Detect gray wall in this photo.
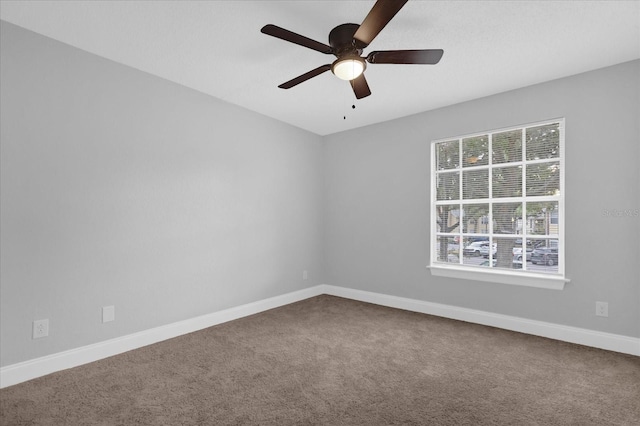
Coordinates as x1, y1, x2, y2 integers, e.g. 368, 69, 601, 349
324, 60, 640, 338
2, 20, 638, 368
0, 22, 324, 366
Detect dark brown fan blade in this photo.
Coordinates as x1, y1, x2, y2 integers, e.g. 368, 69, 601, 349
278, 64, 332, 89
261, 24, 333, 54
367, 49, 444, 64
350, 74, 372, 99
353, 0, 409, 48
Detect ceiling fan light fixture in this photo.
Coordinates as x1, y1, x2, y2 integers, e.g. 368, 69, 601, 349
261, 0, 443, 99
331, 56, 366, 81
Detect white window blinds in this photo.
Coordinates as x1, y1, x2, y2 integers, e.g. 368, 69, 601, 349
431, 119, 565, 278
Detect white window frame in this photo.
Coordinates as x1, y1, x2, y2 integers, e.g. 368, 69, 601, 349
428, 118, 570, 290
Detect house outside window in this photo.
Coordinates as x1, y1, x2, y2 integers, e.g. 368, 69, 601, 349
429, 119, 568, 290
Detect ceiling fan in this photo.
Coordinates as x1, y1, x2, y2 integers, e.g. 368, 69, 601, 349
260, 0, 443, 99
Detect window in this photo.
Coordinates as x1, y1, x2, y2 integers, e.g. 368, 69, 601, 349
429, 119, 568, 289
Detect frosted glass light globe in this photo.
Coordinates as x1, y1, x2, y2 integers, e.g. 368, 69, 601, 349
332, 58, 365, 81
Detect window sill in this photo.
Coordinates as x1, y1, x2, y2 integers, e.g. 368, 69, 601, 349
427, 264, 570, 290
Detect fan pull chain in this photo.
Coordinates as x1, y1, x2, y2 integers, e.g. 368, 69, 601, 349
343, 103, 356, 120
343, 82, 357, 120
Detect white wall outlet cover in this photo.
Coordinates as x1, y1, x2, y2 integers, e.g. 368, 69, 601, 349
32, 319, 49, 339
596, 301, 609, 317
102, 306, 115, 323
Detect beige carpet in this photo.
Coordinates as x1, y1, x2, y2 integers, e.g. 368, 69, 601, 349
1, 295, 639, 425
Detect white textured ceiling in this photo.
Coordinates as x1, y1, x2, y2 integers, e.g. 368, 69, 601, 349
1, 0, 639, 135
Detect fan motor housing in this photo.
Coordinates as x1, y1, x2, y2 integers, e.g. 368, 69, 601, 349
329, 23, 363, 57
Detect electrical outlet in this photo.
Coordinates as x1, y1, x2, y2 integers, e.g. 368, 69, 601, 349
303, 270, 308, 280
33, 319, 49, 339
596, 301, 608, 317
102, 305, 115, 323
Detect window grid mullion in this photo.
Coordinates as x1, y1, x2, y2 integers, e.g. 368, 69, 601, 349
521, 127, 528, 271
487, 132, 494, 262
458, 138, 463, 250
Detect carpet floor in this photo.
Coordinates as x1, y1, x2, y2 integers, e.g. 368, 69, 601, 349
1, 295, 639, 425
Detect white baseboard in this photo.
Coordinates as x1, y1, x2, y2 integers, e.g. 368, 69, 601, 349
319, 284, 640, 357
0, 286, 324, 389
3, 284, 638, 389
